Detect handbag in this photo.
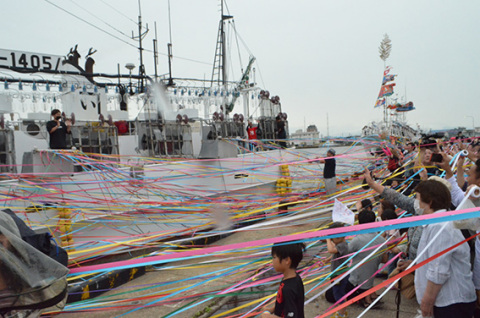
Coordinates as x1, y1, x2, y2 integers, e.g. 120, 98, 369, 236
389, 268, 416, 299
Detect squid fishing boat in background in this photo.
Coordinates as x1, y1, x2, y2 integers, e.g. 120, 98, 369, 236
362, 65, 420, 142
362, 34, 420, 145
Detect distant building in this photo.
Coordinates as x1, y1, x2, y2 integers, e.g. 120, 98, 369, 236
429, 126, 478, 139
291, 126, 320, 148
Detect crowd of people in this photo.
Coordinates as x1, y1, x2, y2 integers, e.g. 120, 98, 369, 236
262, 135, 480, 318
7, 115, 480, 318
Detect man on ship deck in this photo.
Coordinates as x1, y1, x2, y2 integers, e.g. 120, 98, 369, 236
46, 109, 71, 150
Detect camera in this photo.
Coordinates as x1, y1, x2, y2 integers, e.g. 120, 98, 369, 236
431, 153, 443, 163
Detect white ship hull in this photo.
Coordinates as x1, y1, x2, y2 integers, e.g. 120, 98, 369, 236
1, 146, 302, 261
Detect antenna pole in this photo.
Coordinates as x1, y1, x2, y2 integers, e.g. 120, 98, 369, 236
326, 113, 330, 138
117, 63, 121, 85
132, 0, 149, 92
168, 0, 173, 44
384, 61, 387, 125
138, 1, 144, 91
153, 22, 158, 83
167, 0, 174, 86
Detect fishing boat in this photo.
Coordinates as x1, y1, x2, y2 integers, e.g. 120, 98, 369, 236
360, 66, 420, 171
0, 2, 331, 308
362, 65, 420, 142
0, 3, 384, 316
0, 0, 309, 266
362, 35, 420, 146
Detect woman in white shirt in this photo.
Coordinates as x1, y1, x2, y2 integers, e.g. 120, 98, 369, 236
413, 180, 476, 318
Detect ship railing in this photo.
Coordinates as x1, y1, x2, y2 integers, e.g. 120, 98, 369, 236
157, 122, 193, 158
136, 120, 194, 158
0, 128, 16, 174
70, 124, 119, 158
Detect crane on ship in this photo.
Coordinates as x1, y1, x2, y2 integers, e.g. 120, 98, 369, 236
224, 56, 255, 115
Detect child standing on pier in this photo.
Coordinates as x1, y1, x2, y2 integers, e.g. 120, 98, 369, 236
261, 242, 305, 318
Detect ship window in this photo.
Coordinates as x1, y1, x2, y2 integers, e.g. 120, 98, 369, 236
26, 123, 40, 136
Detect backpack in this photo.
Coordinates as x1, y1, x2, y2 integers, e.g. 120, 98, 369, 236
0, 213, 68, 315
1, 209, 68, 266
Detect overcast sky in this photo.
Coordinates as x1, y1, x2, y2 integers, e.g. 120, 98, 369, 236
2, 0, 479, 136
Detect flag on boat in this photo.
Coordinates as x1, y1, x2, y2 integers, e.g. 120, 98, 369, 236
382, 74, 396, 85
374, 98, 386, 108
332, 199, 355, 225
383, 66, 392, 76
378, 83, 396, 98
395, 101, 415, 112
387, 101, 415, 112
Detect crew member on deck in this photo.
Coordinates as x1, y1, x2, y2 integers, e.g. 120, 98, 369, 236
275, 115, 287, 148
247, 121, 258, 151
46, 109, 71, 149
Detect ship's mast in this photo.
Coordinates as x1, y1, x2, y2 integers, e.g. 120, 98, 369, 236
132, 0, 149, 92
383, 62, 387, 125
212, 0, 233, 87
167, 0, 175, 87
153, 22, 158, 83
379, 34, 392, 126
221, 1, 226, 85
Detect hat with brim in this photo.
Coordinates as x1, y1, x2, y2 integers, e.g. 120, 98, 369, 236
428, 176, 452, 191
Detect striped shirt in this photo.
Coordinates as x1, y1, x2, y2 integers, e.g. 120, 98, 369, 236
415, 210, 476, 307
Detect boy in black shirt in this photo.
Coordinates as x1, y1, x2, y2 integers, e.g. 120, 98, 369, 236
261, 242, 305, 318
46, 109, 71, 149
